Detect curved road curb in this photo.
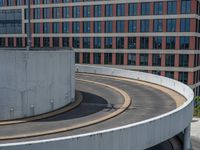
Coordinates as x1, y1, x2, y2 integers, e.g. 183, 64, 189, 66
0, 92, 83, 126
0, 78, 131, 140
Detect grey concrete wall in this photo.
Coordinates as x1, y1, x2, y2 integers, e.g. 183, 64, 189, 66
0, 65, 193, 150
0, 50, 74, 120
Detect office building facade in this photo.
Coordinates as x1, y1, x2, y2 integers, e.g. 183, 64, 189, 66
0, 0, 200, 95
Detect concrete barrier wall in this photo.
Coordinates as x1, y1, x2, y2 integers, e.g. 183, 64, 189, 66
0, 65, 193, 150
0, 50, 75, 120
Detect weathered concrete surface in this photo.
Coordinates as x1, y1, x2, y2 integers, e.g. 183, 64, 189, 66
0, 65, 194, 150
0, 50, 74, 120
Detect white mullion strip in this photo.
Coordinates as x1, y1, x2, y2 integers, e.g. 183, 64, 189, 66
30, 32, 199, 37
74, 49, 200, 54
24, 14, 198, 23
0, 32, 199, 37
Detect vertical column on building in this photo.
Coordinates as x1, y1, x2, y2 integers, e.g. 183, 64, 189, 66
69, 1, 73, 48
149, 2, 153, 68
112, 4, 116, 65
59, 0, 63, 47
79, 4, 83, 64
188, 55, 195, 85
101, 4, 105, 65
49, 0, 53, 47
40, 6, 43, 47
136, 3, 141, 66
90, 5, 94, 64
30, 1, 34, 47
191, 0, 197, 14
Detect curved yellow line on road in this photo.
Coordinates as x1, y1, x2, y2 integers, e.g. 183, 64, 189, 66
0, 92, 82, 126
0, 79, 131, 140
78, 73, 185, 107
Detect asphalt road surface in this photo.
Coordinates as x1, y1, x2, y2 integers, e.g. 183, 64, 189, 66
0, 73, 179, 149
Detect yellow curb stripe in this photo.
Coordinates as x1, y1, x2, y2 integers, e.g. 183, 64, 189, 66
0, 79, 131, 140
77, 73, 185, 107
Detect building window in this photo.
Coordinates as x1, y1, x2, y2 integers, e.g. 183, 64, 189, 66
83, 37, 90, 48
43, 8, 50, 18
128, 37, 136, 49
104, 53, 112, 64
83, 5, 90, 17
104, 37, 112, 49
105, 4, 112, 17
94, 5, 101, 17
128, 20, 137, 32
72, 22, 80, 33
129, 3, 137, 16
179, 72, 188, 84
43, 37, 50, 47
167, 19, 176, 32
83, 52, 90, 64
34, 23, 40, 33
116, 53, 124, 65
165, 71, 174, 79
167, 1, 177, 14
140, 37, 149, 49
140, 54, 148, 66
43, 22, 50, 33
63, 37, 69, 47
52, 22, 59, 33
75, 52, 79, 64
152, 70, 161, 75
73, 6, 80, 18
34, 37, 40, 47
180, 18, 190, 32
93, 37, 101, 49
116, 20, 125, 33
73, 37, 80, 48
166, 37, 175, 49
52, 7, 60, 18
7, 0, 14, 6
179, 54, 189, 67
94, 21, 101, 33
180, 36, 190, 49
0, 38, 5, 47
93, 53, 101, 64
105, 21, 112, 33
153, 37, 162, 49
181, 0, 191, 14
152, 54, 161, 66
62, 22, 69, 33
127, 53, 136, 65
141, 3, 150, 15
83, 21, 90, 33
140, 20, 149, 32
53, 37, 59, 47
34, 8, 40, 19
16, 0, 23, 5
16, 37, 22, 47
165, 54, 174, 66
116, 37, 124, 49
154, 19, 163, 32
8, 38, 14, 47
43, 0, 50, 4
0, 10, 22, 34
63, 7, 70, 18
154, 2, 163, 15
116, 4, 125, 16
